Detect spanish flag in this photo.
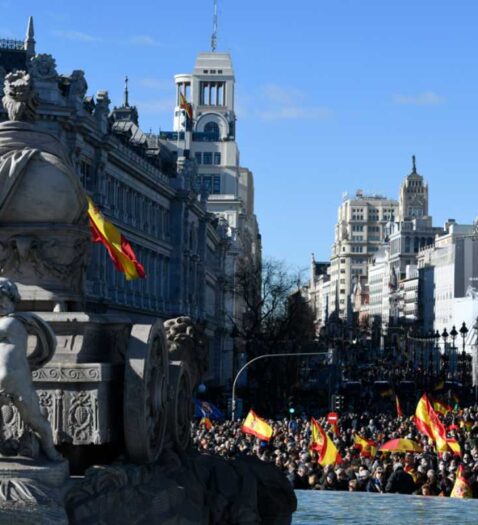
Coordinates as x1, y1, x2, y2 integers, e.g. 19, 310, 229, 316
241, 409, 273, 441
179, 92, 193, 120
431, 398, 452, 417
353, 434, 377, 458
310, 418, 342, 466
415, 394, 448, 453
87, 196, 145, 281
451, 465, 472, 498
200, 417, 213, 431
395, 395, 403, 418
446, 437, 461, 457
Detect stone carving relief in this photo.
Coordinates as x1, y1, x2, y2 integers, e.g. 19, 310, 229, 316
0, 234, 89, 290
68, 392, 96, 443
29, 53, 58, 80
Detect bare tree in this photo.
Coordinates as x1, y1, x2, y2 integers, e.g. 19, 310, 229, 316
227, 255, 316, 414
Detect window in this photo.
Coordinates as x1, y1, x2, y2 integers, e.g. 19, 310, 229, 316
201, 175, 221, 194
79, 160, 94, 190
203, 152, 213, 165
200, 81, 225, 105
352, 225, 364, 232
352, 235, 363, 241
204, 121, 220, 140
195, 152, 202, 164
214, 152, 221, 165
351, 245, 363, 253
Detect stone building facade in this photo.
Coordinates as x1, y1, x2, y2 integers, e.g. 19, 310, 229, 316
328, 191, 398, 319
0, 19, 235, 386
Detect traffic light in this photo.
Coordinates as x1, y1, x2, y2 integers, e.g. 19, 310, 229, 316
332, 394, 345, 412
288, 396, 295, 415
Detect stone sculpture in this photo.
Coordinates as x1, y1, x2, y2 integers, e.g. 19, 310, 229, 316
0, 71, 296, 524
0, 70, 89, 307
0, 278, 61, 461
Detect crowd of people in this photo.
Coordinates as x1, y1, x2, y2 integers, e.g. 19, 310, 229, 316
192, 405, 478, 497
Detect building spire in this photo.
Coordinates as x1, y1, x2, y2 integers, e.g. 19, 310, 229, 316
24, 16, 35, 58
124, 75, 129, 107
211, 0, 218, 52
412, 154, 417, 174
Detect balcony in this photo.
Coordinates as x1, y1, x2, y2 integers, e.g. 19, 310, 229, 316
159, 131, 185, 141
192, 132, 220, 142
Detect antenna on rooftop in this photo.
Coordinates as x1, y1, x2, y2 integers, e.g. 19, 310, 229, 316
124, 75, 129, 107
211, 0, 218, 52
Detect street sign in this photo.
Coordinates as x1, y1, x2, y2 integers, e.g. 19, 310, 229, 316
327, 412, 338, 424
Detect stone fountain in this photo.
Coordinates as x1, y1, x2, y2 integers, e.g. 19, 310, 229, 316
0, 71, 296, 524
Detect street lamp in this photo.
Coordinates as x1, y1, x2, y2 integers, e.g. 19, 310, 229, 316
450, 326, 458, 380
460, 322, 469, 354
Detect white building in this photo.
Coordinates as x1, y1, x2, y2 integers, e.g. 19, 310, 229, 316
389, 157, 443, 280
168, 51, 261, 384
418, 221, 478, 339
329, 190, 398, 319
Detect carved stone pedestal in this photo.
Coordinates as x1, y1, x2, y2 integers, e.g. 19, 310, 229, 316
0, 457, 69, 524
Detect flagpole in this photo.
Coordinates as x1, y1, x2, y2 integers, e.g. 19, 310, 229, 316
231, 351, 329, 420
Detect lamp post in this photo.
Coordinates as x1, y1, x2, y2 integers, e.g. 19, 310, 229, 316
450, 326, 458, 380
230, 351, 329, 420
434, 330, 441, 374
459, 322, 469, 354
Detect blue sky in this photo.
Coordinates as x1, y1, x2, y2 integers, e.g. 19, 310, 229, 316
2, 1, 478, 269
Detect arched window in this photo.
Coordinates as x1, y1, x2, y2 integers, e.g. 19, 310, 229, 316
204, 121, 220, 139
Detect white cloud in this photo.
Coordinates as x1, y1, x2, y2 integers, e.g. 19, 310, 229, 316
136, 98, 175, 115
52, 30, 101, 42
262, 84, 305, 104
393, 91, 444, 106
258, 83, 332, 121
128, 35, 162, 47
138, 77, 171, 89
258, 106, 332, 121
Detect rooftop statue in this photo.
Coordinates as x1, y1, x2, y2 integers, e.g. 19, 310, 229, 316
0, 70, 86, 224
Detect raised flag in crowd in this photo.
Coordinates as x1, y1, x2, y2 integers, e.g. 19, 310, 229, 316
310, 417, 342, 466
241, 409, 273, 441
353, 434, 377, 458
450, 465, 472, 498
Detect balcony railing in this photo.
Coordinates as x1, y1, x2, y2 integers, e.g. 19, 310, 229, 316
192, 132, 220, 142
0, 39, 24, 50
159, 131, 184, 141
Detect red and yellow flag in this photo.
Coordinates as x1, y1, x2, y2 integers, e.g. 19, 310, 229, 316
87, 196, 145, 281
415, 394, 448, 453
200, 417, 213, 431
446, 437, 461, 457
241, 409, 273, 441
310, 418, 342, 466
179, 92, 193, 119
353, 434, 377, 458
431, 398, 452, 417
395, 395, 403, 418
450, 465, 472, 498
